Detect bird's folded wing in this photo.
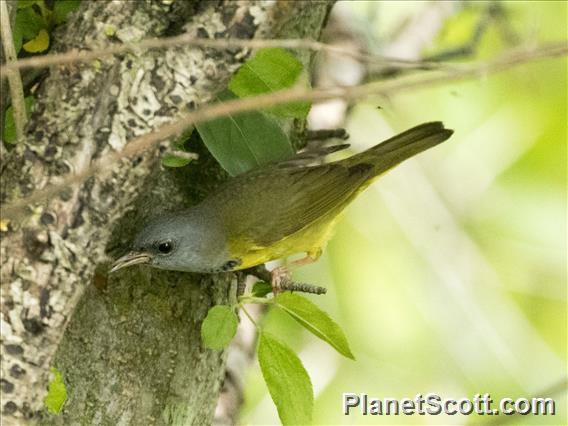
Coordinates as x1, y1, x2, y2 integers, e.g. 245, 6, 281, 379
215, 162, 372, 247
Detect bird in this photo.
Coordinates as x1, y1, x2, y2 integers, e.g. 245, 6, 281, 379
110, 121, 453, 291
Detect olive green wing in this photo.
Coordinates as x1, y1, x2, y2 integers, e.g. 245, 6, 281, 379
210, 122, 453, 248
214, 162, 373, 247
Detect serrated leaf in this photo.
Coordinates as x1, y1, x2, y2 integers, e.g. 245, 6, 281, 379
201, 305, 238, 350
195, 90, 294, 176
161, 154, 193, 168
258, 332, 313, 425
44, 367, 67, 414
229, 48, 311, 118
23, 28, 49, 53
276, 293, 355, 360
251, 281, 272, 298
3, 96, 35, 144
53, 0, 82, 24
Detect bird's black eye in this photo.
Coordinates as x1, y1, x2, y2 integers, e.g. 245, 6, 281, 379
157, 241, 173, 254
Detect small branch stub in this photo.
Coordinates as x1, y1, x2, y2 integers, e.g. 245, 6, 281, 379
279, 278, 327, 295
248, 266, 328, 296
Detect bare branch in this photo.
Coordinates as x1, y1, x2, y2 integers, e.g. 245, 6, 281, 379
0, 0, 27, 142
0, 34, 455, 75
2, 41, 566, 218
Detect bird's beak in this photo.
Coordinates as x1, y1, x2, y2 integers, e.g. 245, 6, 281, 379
109, 251, 151, 273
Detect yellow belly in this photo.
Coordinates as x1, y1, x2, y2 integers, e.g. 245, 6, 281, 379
228, 214, 341, 270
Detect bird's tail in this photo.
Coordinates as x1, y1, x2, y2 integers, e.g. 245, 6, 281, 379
348, 122, 453, 177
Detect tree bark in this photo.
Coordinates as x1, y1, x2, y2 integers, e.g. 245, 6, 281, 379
0, 1, 333, 425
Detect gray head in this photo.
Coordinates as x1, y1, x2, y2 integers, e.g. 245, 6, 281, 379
110, 209, 230, 274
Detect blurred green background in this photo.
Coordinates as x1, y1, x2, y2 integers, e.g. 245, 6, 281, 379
242, 1, 566, 424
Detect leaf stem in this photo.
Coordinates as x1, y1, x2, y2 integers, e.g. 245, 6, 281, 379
238, 296, 274, 305
239, 304, 260, 330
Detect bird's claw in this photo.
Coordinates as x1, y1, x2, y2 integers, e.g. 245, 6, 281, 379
270, 266, 289, 296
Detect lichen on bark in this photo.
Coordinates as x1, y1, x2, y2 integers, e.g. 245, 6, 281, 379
0, 1, 334, 425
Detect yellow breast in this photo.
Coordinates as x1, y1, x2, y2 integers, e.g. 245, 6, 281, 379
228, 214, 341, 270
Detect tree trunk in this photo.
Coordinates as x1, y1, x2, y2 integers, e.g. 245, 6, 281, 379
0, 1, 333, 425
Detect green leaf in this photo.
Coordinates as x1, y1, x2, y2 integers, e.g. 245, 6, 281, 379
44, 367, 67, 414
3, 96, 35, 144
251, 281, 272, 298
201, 305, 238, 350
161, 154, 193, 168
426, 7, 484, 57
172, 126, 194, 151
15, 7, 45, 40
195, 90, 294, 176
23, 28, 50, 53
276, 293, 355, 360
229, 48, 311, 118
12, 23, 23, 53
257, 332, 313, 425
53, 0, 82, 24
17, 0, 40, 9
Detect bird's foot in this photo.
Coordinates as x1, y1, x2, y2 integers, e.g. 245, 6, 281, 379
270, 266, 289, 295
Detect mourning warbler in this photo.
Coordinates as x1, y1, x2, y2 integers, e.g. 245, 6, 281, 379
110, 122, 453, 288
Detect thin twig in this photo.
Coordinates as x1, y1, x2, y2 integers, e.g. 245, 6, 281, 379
305, 128, 349, 141
0, 0, 27, 142
1, 42, 566, 218
244, 266, 327, 295
0, 34, 456, 75
238, 296, 273, 305
246, 265, 273, 283
279, 278, 327, 295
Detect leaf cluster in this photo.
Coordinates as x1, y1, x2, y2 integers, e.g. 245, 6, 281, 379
13, 0, 81, 54
2, 0, 81, 143
195, 49, 346, 424
201, 286, 354, 425
163, 48, 311, 175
